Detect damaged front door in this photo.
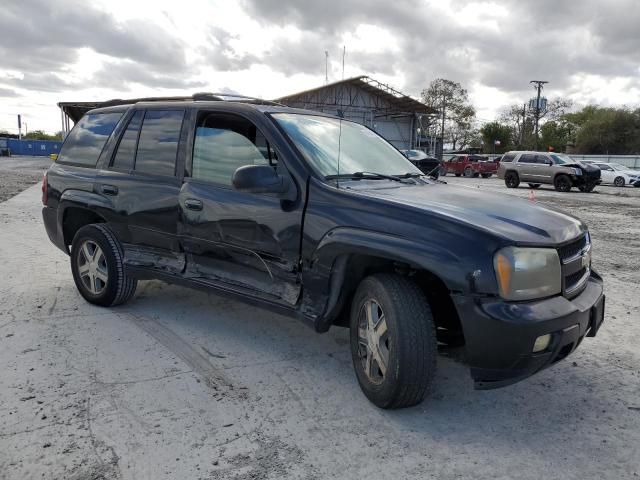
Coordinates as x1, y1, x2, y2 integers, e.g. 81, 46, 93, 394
179, 111, 302, 305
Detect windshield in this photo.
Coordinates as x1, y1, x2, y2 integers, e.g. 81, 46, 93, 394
550, 154, 573, 164
609, 163, 627, 171
273, 113, 422, 178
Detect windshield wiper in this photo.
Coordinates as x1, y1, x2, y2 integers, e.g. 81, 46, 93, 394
325, 171, 412, 183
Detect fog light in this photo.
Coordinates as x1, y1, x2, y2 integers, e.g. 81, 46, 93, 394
533, 334, 551, 353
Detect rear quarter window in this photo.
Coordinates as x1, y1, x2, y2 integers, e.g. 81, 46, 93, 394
500, 154, 515, 162
57, 112, 123, 167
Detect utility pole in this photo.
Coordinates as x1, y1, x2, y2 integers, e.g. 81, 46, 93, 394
521, 103, 526, 146
530, 80, 548, 150
440, 94, 446, 160
325, 50, 329, 84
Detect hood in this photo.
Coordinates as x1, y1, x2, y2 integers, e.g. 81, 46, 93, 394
354, 182, 585, 244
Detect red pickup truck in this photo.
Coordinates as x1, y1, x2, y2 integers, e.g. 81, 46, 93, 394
442, 154, 498, 178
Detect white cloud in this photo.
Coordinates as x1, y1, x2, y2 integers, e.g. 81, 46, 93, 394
1, 0, 639, 133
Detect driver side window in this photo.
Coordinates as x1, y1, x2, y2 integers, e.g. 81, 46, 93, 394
191, 113, 278, 186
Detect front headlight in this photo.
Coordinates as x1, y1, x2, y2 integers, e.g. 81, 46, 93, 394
494, 247, 561, 301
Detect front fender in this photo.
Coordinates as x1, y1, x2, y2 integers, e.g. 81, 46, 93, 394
305, 227, 476, 332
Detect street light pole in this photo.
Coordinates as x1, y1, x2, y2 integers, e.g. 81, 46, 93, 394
530, 80, 548, 151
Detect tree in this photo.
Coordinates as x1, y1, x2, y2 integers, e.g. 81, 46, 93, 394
24, 130, 62, 141
540, 121, 573, 152
566, 106, 640, 154
479, 122, 512, 154
499, 98, 573, 150
422, 79, 476, 154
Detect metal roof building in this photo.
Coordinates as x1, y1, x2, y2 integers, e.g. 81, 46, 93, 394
276, 76, 438, 150
57, 77, 437, 150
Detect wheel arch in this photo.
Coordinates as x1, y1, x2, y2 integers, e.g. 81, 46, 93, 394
57, 189, 112, 249
308, 228, 465, 339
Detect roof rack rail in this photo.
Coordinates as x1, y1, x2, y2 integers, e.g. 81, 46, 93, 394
191, 92, 286, 106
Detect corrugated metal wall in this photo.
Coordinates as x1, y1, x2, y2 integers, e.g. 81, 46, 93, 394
4, 139, 62, 156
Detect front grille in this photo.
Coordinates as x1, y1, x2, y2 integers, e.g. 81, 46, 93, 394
558, 235, 588, 263
558, 234, 591, 298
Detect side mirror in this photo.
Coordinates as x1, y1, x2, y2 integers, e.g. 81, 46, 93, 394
232, 164, 291, 196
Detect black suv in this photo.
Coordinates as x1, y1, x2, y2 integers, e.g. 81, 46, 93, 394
42, 95, 605, 409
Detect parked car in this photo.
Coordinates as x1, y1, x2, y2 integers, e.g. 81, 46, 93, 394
443, 154, 498, 178
400, 149, 442, 178
42, 96, 605, 409
591, 162, 639, 187
498, 151, 601, 192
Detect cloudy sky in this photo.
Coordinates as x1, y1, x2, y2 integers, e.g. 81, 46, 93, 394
1, 0, 639, 134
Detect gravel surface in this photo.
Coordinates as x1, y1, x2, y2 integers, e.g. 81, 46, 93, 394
0, 156, 51, 203
0, 177, 638, 479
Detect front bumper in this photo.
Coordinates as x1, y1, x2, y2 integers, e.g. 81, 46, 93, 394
453, 271, 605, 389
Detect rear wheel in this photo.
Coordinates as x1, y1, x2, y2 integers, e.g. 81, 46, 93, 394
554, 174, 572, 192
350, 274, 437, 409
614, 176, 625, 187
504, 171, 520, 188
464, 167, 474, 177
528, 183, 541, 189
71, 224, 137, 307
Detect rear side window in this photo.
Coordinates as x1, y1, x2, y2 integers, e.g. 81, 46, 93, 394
134, 110, 185, 176
519, 154, 536, 163
111, 110, 144, 171
58, 112, 123, 167
500, 154, 515, 162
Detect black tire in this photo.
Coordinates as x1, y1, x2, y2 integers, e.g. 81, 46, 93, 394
464, 167, 474, 177
578, 183, 596, 193
349, 274, 437, 409
528, 183, 541, 189
614, 176, 625, 187
504, 171, 520, 188
554, 174, 572, 192
70, 224, 137, 307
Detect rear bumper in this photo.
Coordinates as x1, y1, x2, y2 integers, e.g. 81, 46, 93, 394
453, 271, 605, 389
42, 206, 68, 254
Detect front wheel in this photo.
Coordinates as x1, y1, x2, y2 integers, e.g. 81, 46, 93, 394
464, 167, 474, 177
554, 174, 572, 192
614, 176, 625, 187
578, 183, 596, 193
71, 224, 137, 307
350, 274, 437, 409
504, 171, 520, 188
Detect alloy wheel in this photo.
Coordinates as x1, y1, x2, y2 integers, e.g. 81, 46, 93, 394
77, 240, 108, 295
357, 298, 390, 384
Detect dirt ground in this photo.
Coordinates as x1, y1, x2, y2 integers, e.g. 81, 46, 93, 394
0, 156, 51, 202
0, 174, 638, 479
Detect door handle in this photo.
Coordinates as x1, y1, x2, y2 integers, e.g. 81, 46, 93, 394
184, 198, 203, 211
101, 184, 118, 195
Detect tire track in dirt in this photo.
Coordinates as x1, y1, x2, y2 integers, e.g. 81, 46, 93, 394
118, 311, 247, 400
